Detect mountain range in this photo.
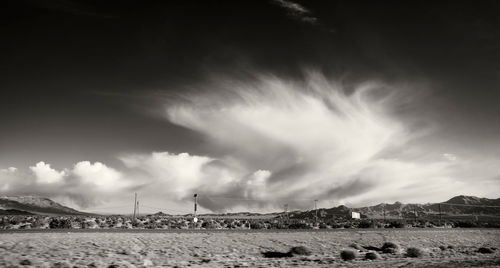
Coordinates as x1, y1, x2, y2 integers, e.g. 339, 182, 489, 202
0, 196, 85, 215
287, 195, 500, 220
0, 195, 499, 217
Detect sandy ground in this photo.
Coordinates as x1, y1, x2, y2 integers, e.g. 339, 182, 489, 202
0, 229, 499, 267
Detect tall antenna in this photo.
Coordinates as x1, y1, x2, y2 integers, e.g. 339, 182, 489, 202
137, 200, 140, 217
193, 193, 198, 218
133, 192, 137, 220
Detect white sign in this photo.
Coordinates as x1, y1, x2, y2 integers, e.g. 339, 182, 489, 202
351, 212, 361, 219
193, 217, 198, 223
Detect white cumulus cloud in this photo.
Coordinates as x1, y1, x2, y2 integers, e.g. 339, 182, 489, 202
29, 161, 65, 184
72, 161, 123, 190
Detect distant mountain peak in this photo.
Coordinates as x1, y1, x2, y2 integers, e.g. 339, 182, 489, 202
0, 195, 85, 215
445, 195, 483, 205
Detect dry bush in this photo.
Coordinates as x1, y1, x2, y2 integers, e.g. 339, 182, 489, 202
289, 246, 312, 256
365, 252, 381, 260
406, 247, 425, 258
478, 247, 494, 254
381, 242, 401, 254
340, 249, 358, 261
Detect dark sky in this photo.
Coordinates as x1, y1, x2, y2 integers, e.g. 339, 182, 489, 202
1, 0, 499, 212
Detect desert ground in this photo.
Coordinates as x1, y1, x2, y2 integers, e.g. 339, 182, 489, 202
0, 229, 499, 267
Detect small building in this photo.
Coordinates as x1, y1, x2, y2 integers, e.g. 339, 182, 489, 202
351, 212, 361, 219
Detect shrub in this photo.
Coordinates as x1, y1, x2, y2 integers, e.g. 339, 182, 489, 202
365, 252, 381, 260
406, 247, 425, 258
455, 221, 478, 228
439, 245, 446, 251
358, 220, 374, 228
381, 242, 401, 254
288, 222, 312, 229
262, 251, 292, 258
330, 223, 343, 229
340, 249, 358, 261
478, 247, 494, 254
289, 246, 312, 256
343, 223, 354, 229
250, 222, 265, 229
386, 221, 405, 228
49, 218, 71, 229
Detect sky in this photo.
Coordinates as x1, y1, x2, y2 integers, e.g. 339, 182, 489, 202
1, 0, 499, 214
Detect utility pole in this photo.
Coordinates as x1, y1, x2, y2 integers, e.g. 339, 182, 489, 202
193, 194, 198, 218
193, 194, 198, 229
133, 192, 137, 221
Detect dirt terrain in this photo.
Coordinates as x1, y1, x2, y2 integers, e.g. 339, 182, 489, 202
1, 229, 499, 267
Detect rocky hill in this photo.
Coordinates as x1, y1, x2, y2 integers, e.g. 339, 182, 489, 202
282, 195, 500, 220
0, 196, 85, 215
355, 195, 500, 218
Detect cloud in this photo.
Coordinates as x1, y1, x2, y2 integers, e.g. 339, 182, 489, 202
72, 161, 123, 190
443, 153, 458, 161
162, 71, 500, 210
272, 0, 319, 25
0, 167, 17, 173
119, 152, 271, 211
0, 161, 128, 208
29, 161, 65, 184
1, 72, 498, 212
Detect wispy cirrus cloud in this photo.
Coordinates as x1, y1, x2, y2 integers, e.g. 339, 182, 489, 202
162, 71, 499, 210
272, 0, 319, 25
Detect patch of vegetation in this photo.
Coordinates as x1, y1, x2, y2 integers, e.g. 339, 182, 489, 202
455, 221, 478, 228
289, 246, 312, 256
386, 221, 405, 228
358, 220, 374, 228
381, 242, 401, 254
478, 247, 494, 254
49, 218, 71, 229
262, 251, 292, 258
340, 249, 358, 261
288, 222, 312, 229
365, 252, 381, 260
19, 259, 32, 266
406, 247, 425, 258
249, 222, 265, 229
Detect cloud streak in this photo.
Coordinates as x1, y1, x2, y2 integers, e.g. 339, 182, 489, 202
272, 0, 319, 25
